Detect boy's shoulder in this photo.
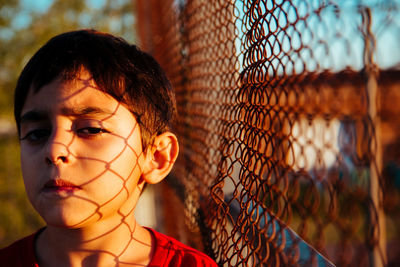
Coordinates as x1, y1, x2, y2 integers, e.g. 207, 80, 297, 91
0, 230, 39, 266
146, 228, 218, 267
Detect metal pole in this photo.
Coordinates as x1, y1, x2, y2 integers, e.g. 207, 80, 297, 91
361, 7, 387, 267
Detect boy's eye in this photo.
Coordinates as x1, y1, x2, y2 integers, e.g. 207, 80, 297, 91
20, 129, 50, 143
74, 119, 109, 138
77, 127, 109, 137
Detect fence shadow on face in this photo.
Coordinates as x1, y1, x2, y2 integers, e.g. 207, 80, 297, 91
19, 77, 177, 266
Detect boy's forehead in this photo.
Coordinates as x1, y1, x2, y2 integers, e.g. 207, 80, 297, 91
23, 73, 117, 115
30, 68, 97, 94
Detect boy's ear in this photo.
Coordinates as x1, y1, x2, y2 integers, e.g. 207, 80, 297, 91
141, 132, 179, 184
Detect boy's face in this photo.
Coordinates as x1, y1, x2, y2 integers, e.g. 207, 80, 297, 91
19, 70, 146, 228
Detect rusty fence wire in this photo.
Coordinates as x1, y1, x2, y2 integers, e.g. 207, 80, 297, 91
136, 0, 400, 266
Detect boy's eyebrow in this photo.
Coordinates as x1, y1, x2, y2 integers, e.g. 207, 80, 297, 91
20, 110, 48, 124
60, 106, 115, 117
20, 107, 115, 123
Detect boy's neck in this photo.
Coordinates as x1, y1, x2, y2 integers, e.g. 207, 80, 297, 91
35, 214, 153, 267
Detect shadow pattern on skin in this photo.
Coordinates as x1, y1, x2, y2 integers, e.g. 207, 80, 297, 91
19, 76, 177, 267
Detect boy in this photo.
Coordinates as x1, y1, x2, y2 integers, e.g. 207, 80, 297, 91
0, 30, 217, 267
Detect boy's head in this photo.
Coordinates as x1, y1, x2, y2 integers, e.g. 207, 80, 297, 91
14, 29, 176, 150
14, 30, 179, 228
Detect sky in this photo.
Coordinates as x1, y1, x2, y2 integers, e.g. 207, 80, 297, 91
11, 0, 55, 30
20, 0, 53, 12
20, 0, 107, 12
13, 0, 107, 29
234, 0, 400, 73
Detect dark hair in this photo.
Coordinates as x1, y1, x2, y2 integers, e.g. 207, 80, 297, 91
14, 29, 176, 149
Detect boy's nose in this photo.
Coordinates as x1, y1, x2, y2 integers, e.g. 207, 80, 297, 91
45, 144, 69, 165
45, 130, 73, 166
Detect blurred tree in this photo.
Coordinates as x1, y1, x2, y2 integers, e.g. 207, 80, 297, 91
0, 0, 136, 246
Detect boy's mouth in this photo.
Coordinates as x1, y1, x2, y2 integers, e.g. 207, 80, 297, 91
43, 179, 81, 193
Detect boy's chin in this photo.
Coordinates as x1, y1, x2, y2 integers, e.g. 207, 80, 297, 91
39, 209, 103, 230
44, 218, 99, 230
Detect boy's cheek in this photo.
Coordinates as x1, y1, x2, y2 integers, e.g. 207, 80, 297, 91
77, 134, 142, 159
20, 168, 42, 209
106, 148, 146, 182
20, 143, 42, 156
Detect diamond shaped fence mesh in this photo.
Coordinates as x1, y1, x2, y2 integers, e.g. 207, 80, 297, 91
137, 1, 400, 266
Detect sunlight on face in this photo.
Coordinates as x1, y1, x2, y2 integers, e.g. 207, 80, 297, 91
19, 70, 146, 228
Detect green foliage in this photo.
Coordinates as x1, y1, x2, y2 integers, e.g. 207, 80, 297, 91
0, 0, 136, 247
0, 0, 136, 117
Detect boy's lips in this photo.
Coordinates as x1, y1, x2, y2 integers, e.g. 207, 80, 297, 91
43, 179, 81, 192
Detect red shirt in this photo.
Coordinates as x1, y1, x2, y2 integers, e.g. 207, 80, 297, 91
0, 228, 218, 267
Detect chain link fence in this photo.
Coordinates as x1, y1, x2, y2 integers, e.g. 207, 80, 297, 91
137, 0, 400, 266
